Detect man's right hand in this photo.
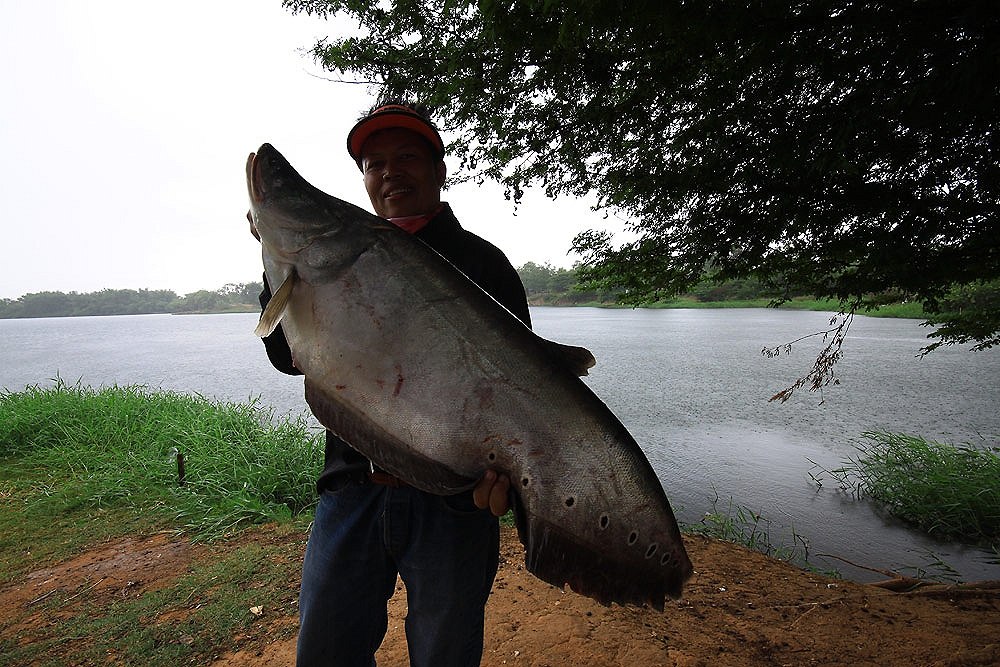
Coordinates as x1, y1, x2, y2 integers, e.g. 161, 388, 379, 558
473, 469, 511, 517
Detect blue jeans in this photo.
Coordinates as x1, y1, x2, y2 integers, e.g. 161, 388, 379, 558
296, 481, 500, 667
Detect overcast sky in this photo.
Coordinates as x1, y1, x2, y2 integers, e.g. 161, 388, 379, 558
1, 1, 623, 300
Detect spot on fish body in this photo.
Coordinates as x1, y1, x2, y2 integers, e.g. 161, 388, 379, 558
393, 366, 404, 396
473, 384, 494, 409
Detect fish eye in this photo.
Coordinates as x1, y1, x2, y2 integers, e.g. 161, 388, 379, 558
487, 451, 496, 462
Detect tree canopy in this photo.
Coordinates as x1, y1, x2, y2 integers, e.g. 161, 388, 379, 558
285, 0, 999, 353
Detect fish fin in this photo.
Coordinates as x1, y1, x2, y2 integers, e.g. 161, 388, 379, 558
521, 516, 688, 611
254, 269, 297, 338
538, 337, 597, 376
304, 379, 479, 494
509, 487, 530, 549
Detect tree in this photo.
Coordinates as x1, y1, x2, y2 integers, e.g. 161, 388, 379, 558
285, 1, 998, 356
171, 290, 227, 313
219, 282, 265, 305
516, 262, 557, 296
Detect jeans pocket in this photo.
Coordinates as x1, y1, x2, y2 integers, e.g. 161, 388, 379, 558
440, 490, 480, 516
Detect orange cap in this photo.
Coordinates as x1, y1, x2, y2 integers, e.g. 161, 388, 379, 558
347, 104, 445, 168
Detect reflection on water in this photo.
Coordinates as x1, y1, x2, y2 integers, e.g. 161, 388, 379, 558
2, 308, 998, 582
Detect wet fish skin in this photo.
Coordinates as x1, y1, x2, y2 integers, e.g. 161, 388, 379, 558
247, 143, 692, 609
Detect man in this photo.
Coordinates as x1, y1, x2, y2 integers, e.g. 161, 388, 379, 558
256, 102, 530, 666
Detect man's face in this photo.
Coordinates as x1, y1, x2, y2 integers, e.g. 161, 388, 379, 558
360, 127, 446, 219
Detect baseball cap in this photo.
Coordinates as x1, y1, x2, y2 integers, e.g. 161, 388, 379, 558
346, 104, 445, 168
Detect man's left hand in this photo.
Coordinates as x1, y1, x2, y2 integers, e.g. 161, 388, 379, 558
473, 469, 510, 517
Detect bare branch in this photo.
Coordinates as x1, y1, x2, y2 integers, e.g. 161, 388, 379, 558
764, 308, 856, 403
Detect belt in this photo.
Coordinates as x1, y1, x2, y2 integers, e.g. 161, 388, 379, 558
368, 462, 409, 488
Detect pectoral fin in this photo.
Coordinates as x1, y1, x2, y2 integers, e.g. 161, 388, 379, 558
538, 337, 597, 376
254, 269, 297, 337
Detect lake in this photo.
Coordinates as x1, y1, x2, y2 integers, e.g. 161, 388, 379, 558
2, 308, 998, 582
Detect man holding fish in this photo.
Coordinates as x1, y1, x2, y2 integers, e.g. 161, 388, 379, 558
254, 102, 529, 666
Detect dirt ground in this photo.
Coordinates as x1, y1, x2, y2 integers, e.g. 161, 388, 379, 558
3, 525, 998, 667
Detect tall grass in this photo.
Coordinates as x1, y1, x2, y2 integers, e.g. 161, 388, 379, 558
812, 431, 1000, 545
679, 491, 832, 575
0, 380, 323, 543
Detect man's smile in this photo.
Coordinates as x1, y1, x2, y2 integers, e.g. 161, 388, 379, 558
383, 186, 413, 199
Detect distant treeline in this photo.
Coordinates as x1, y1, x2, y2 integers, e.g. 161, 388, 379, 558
0, 283, 265, 319
2, 265, 965, 319
517, 261, 794, 306
0, 265, 783, 320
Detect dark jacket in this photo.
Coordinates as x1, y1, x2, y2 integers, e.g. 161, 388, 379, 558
259, 203, 531, 493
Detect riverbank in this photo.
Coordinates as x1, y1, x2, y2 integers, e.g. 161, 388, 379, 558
1, 295, 927, 319
526, 295, 926, 318
3, 384, 999, 664
2, 523, 998, 666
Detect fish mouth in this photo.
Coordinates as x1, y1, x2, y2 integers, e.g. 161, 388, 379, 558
248, 143, 286, 204
247, 151, 267, 204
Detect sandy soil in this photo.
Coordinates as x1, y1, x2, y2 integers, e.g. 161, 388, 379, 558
3, 526, 998, 666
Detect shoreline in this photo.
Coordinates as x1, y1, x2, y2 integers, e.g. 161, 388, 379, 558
3, 523, 997, 666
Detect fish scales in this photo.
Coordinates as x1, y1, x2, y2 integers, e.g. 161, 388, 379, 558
247, 143, 692, 609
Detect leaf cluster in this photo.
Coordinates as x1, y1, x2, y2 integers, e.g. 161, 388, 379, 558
286, 0, 999, 348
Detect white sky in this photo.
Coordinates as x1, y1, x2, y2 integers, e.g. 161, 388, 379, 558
0, 0, 624, 300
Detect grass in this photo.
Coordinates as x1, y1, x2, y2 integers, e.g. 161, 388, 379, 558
0, 529, 304, 667
678, 491, 834, 576
0, 380, 323, 582
0, 381, 322, 666
810, 431, 1000, 546
7, 384, 994, 662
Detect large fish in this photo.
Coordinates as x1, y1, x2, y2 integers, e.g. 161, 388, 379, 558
246, 143, 692, 609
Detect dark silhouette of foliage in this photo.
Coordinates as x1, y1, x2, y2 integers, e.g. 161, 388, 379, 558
284, 0, 998, 359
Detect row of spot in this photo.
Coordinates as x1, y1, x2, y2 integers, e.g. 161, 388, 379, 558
590, 503, 674, 567
511, 460, 679, 569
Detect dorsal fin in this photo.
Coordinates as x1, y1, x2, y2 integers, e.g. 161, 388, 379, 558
254, 269, 297, 337
538, 337, 597, 376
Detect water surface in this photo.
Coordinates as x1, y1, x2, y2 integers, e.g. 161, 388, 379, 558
2, 308, 997, 581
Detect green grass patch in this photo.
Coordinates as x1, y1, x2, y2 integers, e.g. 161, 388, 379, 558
1, 527, 303, 667
0, 380, 323, 582
858, 301, 925, 318
678, 491, 835, 577
811, 431, 1000, 546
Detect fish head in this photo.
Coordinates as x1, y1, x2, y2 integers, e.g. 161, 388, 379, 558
247, 143, 378, 281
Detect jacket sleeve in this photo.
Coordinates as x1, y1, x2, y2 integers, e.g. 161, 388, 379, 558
258, 273, 302, 377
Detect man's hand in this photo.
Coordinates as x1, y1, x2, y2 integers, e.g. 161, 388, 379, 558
473, 469, 511, 517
